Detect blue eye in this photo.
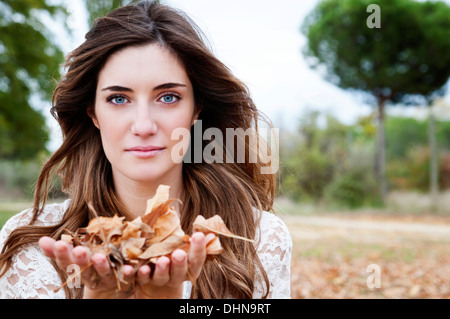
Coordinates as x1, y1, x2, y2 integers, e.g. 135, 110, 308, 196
107, 95, 129, 105
163, 95, 174, 103
114, 96, 127, 104
159, 93, 180, 104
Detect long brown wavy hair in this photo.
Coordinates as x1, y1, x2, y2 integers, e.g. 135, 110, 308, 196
0, 1, 276, 299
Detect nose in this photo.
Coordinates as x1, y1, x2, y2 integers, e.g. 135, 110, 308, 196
130, 103, 158, 137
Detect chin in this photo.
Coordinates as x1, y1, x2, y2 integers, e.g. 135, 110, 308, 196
126, 164, 180, 184
127, 171, 166, 184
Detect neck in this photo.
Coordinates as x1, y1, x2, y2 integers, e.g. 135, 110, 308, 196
113, 172, 183, 218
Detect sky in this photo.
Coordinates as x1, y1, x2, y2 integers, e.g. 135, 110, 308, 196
164, 0, 375, 124
46, 0, 450, 151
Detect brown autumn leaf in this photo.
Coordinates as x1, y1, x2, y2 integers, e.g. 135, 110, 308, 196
193, 215, 254, 243
121, 237, 146, 261
121, 217, 142, 241
146, 207, 180, 245
144, 184, 170, 215
139, 229, 190, 260
84, 215, 126, 243
205, 236, 223, 255
57, 184, 252, 292
61, 234, 73, 245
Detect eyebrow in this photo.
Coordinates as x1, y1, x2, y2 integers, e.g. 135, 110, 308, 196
101, 82, 187, 92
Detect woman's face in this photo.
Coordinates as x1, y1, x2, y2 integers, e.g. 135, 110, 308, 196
92, 43, 197, 187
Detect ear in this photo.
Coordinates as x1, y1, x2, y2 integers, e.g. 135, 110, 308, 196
191, 105, 202, 126
87, 105, 100, 129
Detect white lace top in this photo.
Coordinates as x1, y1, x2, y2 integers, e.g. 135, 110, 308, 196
0, 199, 292, 299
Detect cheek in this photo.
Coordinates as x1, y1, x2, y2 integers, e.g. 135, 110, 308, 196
164, 103, 197, 134
96, 114, 128, 153
167, 115, 195, 139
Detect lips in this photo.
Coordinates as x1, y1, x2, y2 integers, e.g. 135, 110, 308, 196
126, 146, 165, 159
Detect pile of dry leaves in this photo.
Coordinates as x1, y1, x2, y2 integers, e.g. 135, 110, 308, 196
61, 185, 251, 290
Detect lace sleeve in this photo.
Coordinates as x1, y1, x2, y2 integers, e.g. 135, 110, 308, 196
254, 211, 292, 299
0, 201, 69, 299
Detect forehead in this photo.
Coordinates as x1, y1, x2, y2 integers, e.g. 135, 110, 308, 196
97, 43, 190, 88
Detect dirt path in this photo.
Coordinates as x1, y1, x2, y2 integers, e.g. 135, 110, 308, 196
281, 214, 450, 242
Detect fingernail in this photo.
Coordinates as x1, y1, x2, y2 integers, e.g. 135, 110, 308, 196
158, 262, 168, 271
94, 256, 108, 267
173, 253, 186, 263
74, 250, 86, 260
123, 266, 133, 276
192, 233, 204, 244
139, 266, 150, 276
55, 242, 67, 253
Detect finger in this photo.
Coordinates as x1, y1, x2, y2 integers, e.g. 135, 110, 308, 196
71, 246, 93, 282
120, 264, 135, 285
116, 264, 136, 293
150, 256, 170, 286
136, 264, 151, 286
39, 236, 56, 259
91, 253, 112, 278
169, 249, 188, 286
72, 246, 90, 268
187, 232, 207, 279
54, 240, 75, 271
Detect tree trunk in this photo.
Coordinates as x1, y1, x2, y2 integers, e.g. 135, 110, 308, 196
428, 103, 439, 212
375, 97, 387, 204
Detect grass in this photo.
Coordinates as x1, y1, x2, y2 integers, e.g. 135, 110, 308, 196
0, 201, 32, 230
0, 210, 16, 230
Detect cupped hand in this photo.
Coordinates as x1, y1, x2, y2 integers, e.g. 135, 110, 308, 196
38, 232, 215, 299
39, 236, 134, 298
134, 232, 216, 299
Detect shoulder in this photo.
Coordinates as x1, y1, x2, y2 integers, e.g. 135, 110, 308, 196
0, 200, 70, 299
0, 241, 65, 298
0, 199, 71, 247
253, 210, 292, 298
255, 210, 292, 252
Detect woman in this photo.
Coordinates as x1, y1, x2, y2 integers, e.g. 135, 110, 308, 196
0, 1, 291, 299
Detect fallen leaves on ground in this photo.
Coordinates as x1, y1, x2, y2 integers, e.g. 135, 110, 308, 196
284, 213, 450, 299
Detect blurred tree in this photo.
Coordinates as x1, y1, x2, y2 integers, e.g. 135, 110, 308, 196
279, 110, 380, 207
280, 110, 347, 201
385, 115, 450, 160
301, 0, 450, 204
0, 0, 68, 159
85, 0, 134, 25
85, 0, 160, 26
385, 115, 450, 192
385, 117, 428, 159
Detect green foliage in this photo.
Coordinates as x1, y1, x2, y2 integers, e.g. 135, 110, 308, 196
301, 0, 450, 204
385, 116, 428, 159
385, 115, 450, 159
387, 145, 430, 191
0, 160, 41, 199
85, 0, 153, 26
280, 110, 381, 207
0, 159, 65, 200
301, 0, 450, 101
324, 169, 378, 208
280, 112, 450, 205
323, 140, 379, 208
280, 111, 340, 201
0, 0, 68, 159
283, 147, 333, 201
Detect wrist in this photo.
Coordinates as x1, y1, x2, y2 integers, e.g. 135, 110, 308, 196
83, 287, 133, 299
135, 285, 183, 299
